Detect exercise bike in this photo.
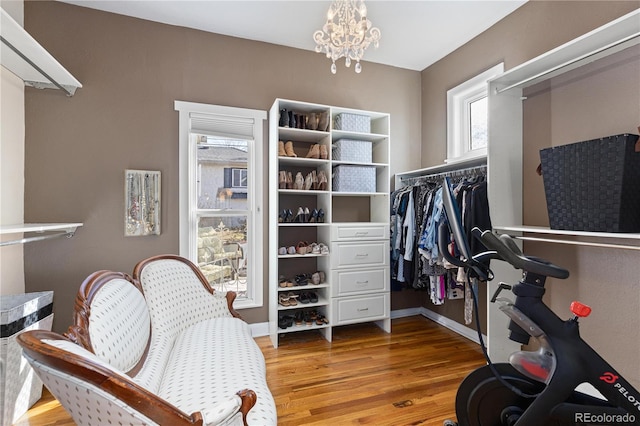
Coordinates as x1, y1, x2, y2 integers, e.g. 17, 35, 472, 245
437, 177, 639, 426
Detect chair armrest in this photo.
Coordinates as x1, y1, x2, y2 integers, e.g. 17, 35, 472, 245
199, 388, 256, 426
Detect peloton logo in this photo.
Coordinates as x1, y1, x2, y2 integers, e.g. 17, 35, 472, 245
600, 372, 640, 413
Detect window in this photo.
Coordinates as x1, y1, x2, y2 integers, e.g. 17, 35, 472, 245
447, 63, 503, 163
175, 101, 266, 309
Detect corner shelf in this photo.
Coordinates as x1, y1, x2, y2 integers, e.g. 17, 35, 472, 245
494, 225, 640, 251
0, 223, 83, 247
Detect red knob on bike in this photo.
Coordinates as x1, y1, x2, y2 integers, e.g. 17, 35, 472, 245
570, 301, 592, 318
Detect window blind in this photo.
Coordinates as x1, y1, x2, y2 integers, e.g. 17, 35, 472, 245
189, 112, 255, 140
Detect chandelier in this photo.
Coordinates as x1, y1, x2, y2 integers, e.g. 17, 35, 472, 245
313, 0, 381, 74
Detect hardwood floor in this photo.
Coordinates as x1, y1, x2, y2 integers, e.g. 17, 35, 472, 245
16, 315, 484, 426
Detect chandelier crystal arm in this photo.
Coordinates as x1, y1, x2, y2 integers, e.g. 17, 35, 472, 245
313, 0, 381, 74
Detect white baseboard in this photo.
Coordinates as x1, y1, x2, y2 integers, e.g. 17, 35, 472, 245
250, 307, 484, 344
419, 307, 485, 344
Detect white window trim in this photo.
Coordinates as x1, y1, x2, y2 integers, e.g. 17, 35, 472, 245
447, 63, 504, 163
175, 100, 266, 309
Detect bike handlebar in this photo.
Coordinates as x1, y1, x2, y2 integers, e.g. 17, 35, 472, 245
473, 228, 570, 279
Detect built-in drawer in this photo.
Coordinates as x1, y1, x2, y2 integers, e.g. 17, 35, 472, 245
333, 293, 389, 325
331, 241, 389, 269
332, 268, 389, 297
331, 223, 389, 241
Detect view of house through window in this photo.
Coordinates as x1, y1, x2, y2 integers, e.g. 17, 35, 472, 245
176, 101, 265, 309
195, 136, 249, 296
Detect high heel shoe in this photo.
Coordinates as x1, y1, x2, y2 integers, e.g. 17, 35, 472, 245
294, 172, 304, 190
279, 171, 287, 189
317, 208, 325, 223
319, 144, 328, 159
317, 171, 328, 191
311, 170, 319, 190
286, 171, 293, 189
308, 208, 319, 223
278, 140, 287, 156
285, 141, 297, 157
304, 172, 313, 190
279, 209, 289, 222
306, 144, 320, 159
293, 207, 305, 223
303, 207, 310, 222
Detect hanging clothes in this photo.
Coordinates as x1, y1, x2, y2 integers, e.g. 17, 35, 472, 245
390, 168, 491, 318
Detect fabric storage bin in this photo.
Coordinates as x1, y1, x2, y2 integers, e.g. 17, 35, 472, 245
1, 291, 54, 426
333, 113, 371, 133
333, 139, 372, 163
333, 165, 376, 192
539, 133, 640, 232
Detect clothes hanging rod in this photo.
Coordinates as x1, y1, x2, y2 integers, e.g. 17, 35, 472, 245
401, 164, 487, 184
0, 35, 74, 97
0, 230, 76, 247
495, 32, 640, 94
512, 235, 640, 252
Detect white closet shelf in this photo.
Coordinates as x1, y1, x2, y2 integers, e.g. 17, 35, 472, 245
494, 225, 640, 251
0, 223, 83, 246
1, 8, 82, 96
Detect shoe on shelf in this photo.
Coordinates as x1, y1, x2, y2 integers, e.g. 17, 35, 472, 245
311, 271, 321, 285
318, 111, 329, 132
296, 241, 309, 255
292, 207, 305, 223
287, 246, 296, 255
299, 292, 310, 304
278, 246, 287, 255
288, 111, 296, 129
286, 172, 293, 189
317, 171, 328, 191
294, 311, 304, 326
308, 112, 318, 130
308, 292, 318, 303
278, 294, 290, 306
308, 208, 319, 223
285, 141, 297, 157
278, 140, 287, 156
318, 243, 329, 255
316, 314, 328, 325
319, 144, 328, 159
295, 274, 309, 286
294, 172, 305, 190
311, 170, 319, 190
306, 144, 320, 159
278, 315, 293, 329
304, 172, 313, 190
279, 109, 289, 128
279, 171, 287, 189
286, 292, 298, 306
317, 208, 325, 223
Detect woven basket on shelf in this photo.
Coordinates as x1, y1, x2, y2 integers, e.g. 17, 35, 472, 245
539, 133, 640, 233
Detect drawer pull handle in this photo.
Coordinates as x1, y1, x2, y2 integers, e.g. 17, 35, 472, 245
355, 253, 369, 258
357, 308, 369, 312
355, 231, 369, 236
356, 280, 369, 285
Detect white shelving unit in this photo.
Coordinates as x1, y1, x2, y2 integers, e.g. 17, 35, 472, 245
268, 99, 390, 348
486, 9, 640, 361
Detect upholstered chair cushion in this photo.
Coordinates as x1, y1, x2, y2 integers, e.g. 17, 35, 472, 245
86, 277, 150, 372
137, 258, 234, 336
158, 317, 277, 425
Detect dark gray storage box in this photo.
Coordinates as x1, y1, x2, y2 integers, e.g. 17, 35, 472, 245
539, 133, 640, 232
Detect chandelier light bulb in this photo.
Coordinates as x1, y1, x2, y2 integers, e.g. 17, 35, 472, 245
313, 0, 381, 74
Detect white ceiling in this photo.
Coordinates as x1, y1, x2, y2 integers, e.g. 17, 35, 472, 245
58, 0, 527, 71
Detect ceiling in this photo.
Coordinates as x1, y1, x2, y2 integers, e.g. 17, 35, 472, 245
58, 0, 527, 71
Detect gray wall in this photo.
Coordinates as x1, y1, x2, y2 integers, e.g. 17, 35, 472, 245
23, 1, 422, 333
420, 0, 639, 388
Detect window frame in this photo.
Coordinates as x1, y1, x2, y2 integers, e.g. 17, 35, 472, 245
175, 101, 266, 309
447, 63, 504, 163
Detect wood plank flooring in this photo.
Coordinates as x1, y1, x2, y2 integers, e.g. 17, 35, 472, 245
15, 315, 485, 426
